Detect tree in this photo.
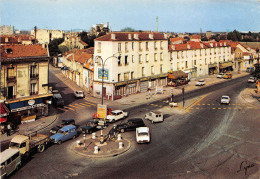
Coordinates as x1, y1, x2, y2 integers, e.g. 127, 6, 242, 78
48, 38, 64, 57
58, 45, 69, 53
79, 31, 95, 47
121, 27, 136, 32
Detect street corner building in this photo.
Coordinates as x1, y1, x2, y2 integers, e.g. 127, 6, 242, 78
0, 44, 53, 125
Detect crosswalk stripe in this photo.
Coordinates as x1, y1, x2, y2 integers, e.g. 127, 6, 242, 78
83, 101, 97, 106
218, 108, 221, 109
77, 103, 91, 107
212, 108, 216, 109
65, 107, 74, 110
57, 108, 68, 111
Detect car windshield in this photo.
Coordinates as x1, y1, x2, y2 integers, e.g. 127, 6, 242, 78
138, 132, 148, 136
199, 80, 204, 82
58, 130, 65, 134
9, 142, 20, 148
222, 97, 229, 99
77, 91, 83, 94
111, 112, 117, 115
250, 77, 254, 79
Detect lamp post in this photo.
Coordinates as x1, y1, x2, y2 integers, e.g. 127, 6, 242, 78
95, 54, 120, 105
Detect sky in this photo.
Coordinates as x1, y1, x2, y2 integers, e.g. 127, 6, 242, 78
1, 0, 260, 33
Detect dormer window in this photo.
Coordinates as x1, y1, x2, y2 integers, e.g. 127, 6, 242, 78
134, 34, 139, 40
111, 34, 116, 40
128, 34, 132, 40
6, 48, 13, 54
149, 34, 153, 39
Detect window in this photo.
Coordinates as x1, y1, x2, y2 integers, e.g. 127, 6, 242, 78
7, 68, 15, 79
151, 66, 154, 75
118, 43, 122, 52
160, 41, 163, 50
142, 67, 145, 76
132, 42, 134, 50
154, 53, 157, 61
30, 65, 37, 78
125, 56, 128, 65
160, 53, 163, 61
139, 55, 142, 63
97, 42, 101, 52
194, 60, 196, 66
177, 62, 180, 70
20, 142, 26, 148
132, 55, 134, 63
125, 42, 128, 52
30, 83, 37, 95
160, 64, 163, 74
139, 42, 142, 51
185, 61, 188, 68
146, 42, 149, 51
118, 74, 121, 82
118, 56, 121, 65
146, 54, 149, 62
154, 41, 157, 49
124, 73, 129, 81
131, 72, 134, 79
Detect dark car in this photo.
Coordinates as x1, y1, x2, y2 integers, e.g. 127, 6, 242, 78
52, 90, 64, 107
116, 118, 145, 133
80, 120, 107, 134
61, 119, 75, 127
49, 125, 62, 135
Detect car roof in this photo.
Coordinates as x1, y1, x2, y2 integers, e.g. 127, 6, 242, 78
136, 127, 149, 133
112, 110, 122, 113
76, 91, 83, 93
0, 148, 20, 163
128, 118, 143, 122
62, 119, 75, 122
151, 111, 162, 114
222, 95, 230, 98
61, 125, 76, 131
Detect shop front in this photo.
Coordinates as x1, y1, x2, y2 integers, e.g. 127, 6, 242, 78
167, 70, 188, 87
127, 80, 137, 94
208, 63, 218, 75
219, 62, 233, 73
139, 78, 149, 93
114, 81, 127, 100
5, 94, 52, 125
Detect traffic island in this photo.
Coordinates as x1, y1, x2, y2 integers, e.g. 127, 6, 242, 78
72, 135, 131, 158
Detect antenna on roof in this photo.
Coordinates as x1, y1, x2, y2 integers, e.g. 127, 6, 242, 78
156, 16, 159, 32
34, 26, 37, 44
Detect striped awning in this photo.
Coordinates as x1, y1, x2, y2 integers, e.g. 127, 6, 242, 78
0, 103, 9, 117
219, 62, 233, 68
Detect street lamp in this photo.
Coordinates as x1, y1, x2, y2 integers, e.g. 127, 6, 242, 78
95, 54, 120, 105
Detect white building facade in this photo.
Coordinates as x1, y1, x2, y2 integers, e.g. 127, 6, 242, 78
93, 32, 169, 100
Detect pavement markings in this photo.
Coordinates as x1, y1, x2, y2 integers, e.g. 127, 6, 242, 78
218, 108, 222, 109
212, 108, 216, 109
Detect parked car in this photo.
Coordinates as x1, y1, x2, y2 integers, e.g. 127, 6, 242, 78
217, 73, 225, 78
93, 108, 112, 119
61, 119, 75, 127
223, 73, 232, 79
52, 90, 64, 107
248, 77, 257, 83
106, 110, 128, 123
145, 111, 163, 123
74, 91, 85, 98
50, 125, 77, 144
136, 127, 150, 144
80, 120, 107, 134
116, 118, 145, 133
221, 95, 231, 104
49, 125, 62, 135
195, 79, 206, 86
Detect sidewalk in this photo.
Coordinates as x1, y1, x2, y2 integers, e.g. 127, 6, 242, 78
0, 114, 57, 143
239, 87, 260, 107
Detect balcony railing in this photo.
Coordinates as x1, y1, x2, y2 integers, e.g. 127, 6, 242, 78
7, 76, 16, 81
30, 74, 39, 79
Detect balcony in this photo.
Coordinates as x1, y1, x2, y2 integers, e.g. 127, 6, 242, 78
30, 74, 39, 79
30, 91, 38, 95
6, 76, 16, 83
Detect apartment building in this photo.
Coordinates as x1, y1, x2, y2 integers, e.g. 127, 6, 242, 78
0, 44, 52, 124
169, 41, 231, 78
30, 29, 64, 45
0, 25, 14, 35
93, 32, 169, 100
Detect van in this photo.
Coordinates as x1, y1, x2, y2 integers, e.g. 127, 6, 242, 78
145, 111, 164, 123
0, 148, 21, 178
50, 125, 77, 144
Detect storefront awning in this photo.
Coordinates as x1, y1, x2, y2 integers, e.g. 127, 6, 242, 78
8, 98, 45, 112
168, 70, 188, 80
0, 118, 7, 123
219, 62, 233, 68
0, 103, 9, 117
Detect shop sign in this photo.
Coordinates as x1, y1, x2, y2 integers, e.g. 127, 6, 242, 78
115, 81, 127, 86
11, 103, 45, 112
28, 99, 35, 106
140, 77, 149, 81
98, 68, 109, 80
97, 104, 107, 119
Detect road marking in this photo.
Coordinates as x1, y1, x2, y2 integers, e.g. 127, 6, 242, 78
83, 101, 97, 106
78, 103, 91, 107
202, 104, 206, 105
218, 108, 221, 109
212, 108, 216, 109
207, 104, 211, 105
64, 106, 74, 110
185, 94, 210, 112
196, 108, 200, 109
197, 104, 201, 105
57, 107, 68, 111
151, 104, 154, 106
223, 108, 227, 109
154, 104, 158, 106
228, 107, 232, 109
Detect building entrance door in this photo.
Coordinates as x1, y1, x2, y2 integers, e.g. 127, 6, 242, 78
7, 86, 14, 99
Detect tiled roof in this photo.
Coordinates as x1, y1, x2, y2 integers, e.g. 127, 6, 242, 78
65, 49, 93, 64
79, 40, 88, 46
85, 47, 94, 54
169, 42, 208, 51
95, 32, 166, 41
170, 37, 184, 43
1, 44, 48, 60
190, 35, 201, 39
0, 35, 35, 44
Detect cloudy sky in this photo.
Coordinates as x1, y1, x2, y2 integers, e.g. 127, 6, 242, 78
1, 0, 260, 32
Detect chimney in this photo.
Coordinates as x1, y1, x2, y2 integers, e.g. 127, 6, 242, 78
111, 33, 116, 40
134, 33, 139, 40
187, 44, 190, 49
200, 43, 204, 48
128, 34, 132, 40
149, 33, 153, 39
164, 33, 168, 39
210, 43, 213, 47
224, 42, 226, 46
220, 43, 222, 46
5, 37, 9, 43
171, 45, 175, 50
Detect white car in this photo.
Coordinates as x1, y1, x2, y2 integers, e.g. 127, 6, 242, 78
217, 73, 225, 78
145, 111, 163, 123
74, 91, 85, 98
136, 127, 150, 144
221, 95, 230, 104
248, 77, 257, 83
106, 110, 128, 123
196, 79, 206, 86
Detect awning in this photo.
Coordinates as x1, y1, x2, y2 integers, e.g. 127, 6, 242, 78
0, 103, 9, 117
168, 70, 188, 80
8, 98, 45, 112
0, 118, 7, 123
219, 62, 233, 68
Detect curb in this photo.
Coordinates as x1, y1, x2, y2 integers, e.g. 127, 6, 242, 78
36, 114, 58, 133
71, 137, 132, 158
239, 88, 260, 107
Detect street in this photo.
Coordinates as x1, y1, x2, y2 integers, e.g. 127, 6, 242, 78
8, 67, 259, 178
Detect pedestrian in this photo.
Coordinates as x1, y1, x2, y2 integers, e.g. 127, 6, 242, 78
7, 123, 11, 136
0, 124, 4, 135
